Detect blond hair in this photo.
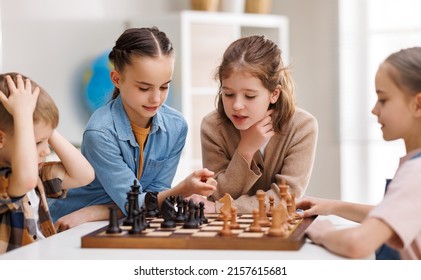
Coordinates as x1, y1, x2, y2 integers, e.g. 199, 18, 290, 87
0, 72, 59, 132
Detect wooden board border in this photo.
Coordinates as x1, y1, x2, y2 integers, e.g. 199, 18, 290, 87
81, 216, 316, 251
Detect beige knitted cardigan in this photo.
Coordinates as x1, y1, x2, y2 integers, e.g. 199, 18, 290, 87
201, 107, 318, 213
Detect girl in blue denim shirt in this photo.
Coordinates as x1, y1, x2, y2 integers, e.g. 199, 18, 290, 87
49, 27, 216, 230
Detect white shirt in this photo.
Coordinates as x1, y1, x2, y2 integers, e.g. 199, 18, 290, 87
26, 189, 46, 240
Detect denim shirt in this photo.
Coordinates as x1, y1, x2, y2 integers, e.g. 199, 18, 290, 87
49, 95, 187, 221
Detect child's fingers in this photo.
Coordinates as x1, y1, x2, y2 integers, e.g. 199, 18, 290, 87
15, 74, 25, 90
5, 75, 17, 92
205, 177, 217, 186
195, 168, 214, 179
265, 109, 274, 117
25, 77, 32, 90
301, 209, 315, 218
32, 86, 40, 99
199, 186, 216, 197
0, 91, 7, 104
197, 180, 217, 189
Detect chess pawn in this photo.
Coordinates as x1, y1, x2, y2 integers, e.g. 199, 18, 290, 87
229, 206, 240, 229
139, 206, 149, 229
219, 210, 232, 236
256, 190, 271, 227
267, 195, 275, 217
129, 210, 144, 234
183, 199, 199, 229
130, 179, 140, 210
106, 206, 122, 234
248, 209, 262, 232
198, 201, 208, 224
182, 199, 189, 217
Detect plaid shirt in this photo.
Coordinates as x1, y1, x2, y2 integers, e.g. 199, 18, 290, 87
0, 161, 66, 254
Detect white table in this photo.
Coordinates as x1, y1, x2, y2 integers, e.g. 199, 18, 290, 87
0, 216, 372, 260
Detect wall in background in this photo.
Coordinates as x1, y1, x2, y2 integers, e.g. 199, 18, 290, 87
272, 0, 341, 200
0, 0, 341, 200
0, 0, 191, 145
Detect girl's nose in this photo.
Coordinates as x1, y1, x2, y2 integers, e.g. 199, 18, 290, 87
149, 90, 161, 103
233, 98, 244, 111
371, 103, 378, 116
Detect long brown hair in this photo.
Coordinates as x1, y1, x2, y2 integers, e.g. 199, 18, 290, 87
108, 27, 174, 100
215, 35, 295, 133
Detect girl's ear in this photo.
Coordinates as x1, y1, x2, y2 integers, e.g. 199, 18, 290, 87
415, 92, 421, 118
270, 85, 282, 104
110, 70, 121, 87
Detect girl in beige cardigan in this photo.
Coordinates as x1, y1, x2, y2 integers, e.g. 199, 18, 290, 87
191, 35, 318, 213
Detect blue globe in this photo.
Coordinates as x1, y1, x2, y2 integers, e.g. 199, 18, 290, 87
83, 50, 114, 113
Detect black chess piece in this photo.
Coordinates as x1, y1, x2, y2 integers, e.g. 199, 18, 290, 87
183, 199, 199, 229
145, 192, 160, 217
129, 209, 142, 234
175, 194, 186, 223
106, 206, 122, 234
182, 198, 188, 217
139, 206, 149, 229
160, 196, 176, 228
195, 204, 201, 225
199, 201, 208, 224
130, 179, 140, 210
123, 191, 137, 226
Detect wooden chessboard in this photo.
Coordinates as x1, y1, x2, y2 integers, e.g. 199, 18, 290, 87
81, 213, 316, 250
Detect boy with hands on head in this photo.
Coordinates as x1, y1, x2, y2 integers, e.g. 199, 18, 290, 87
0, 73, 94, 254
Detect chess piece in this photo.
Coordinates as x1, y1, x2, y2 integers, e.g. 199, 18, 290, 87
229, 206, 240, 229
198, 201, 208, 224
130, 179, 140, 210
123, 190, 137, 226
129, 209, 143, 234
289, 193, 301, 222
277, 178, 291, 204
195, 204, 200, 223
219, 210, 232, 236
106, 206, 122, 234
268, 204, 287, 237
268, 195, 275, 217
161, 196, 176, 228
145, 192, 160, 217
139, 206, 149, 229
183, 199, 199, 229
256, 190, 271, 227
248, 209, 262, 232
182, 198, 188, 217
218, 193, 233, 220
175, 194, 186, 223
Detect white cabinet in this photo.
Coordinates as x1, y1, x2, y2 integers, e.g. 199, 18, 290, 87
131, 11, 289, 182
